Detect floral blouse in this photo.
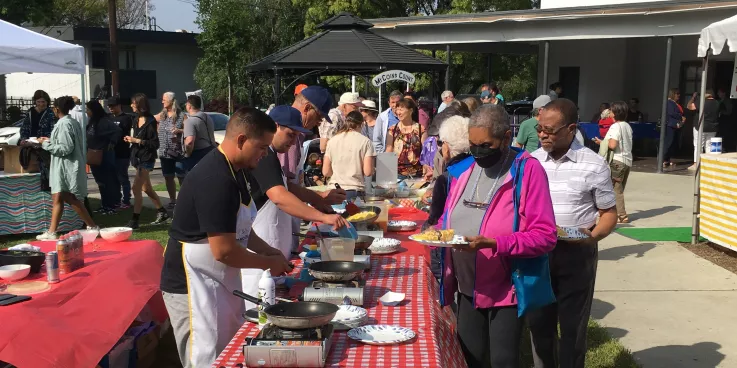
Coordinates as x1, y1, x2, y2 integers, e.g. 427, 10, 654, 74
157, 111, 184, 159
391, 122, 423, 177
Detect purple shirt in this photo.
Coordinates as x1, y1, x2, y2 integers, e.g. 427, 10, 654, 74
278, 133, 305, 183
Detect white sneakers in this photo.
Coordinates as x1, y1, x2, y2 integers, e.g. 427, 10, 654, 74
36, 231, 58, 241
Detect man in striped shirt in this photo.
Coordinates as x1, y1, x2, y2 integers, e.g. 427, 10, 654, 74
528, 98, 618, 368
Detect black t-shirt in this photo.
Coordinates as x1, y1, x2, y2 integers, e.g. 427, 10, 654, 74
695, 99, 721, 133
160, 148, 251, 294
111, 112, 134, 159
626, 110, 644, 122
245, 147, 285, 210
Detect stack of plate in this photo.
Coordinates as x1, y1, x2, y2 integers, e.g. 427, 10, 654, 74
331, 305, 368, 330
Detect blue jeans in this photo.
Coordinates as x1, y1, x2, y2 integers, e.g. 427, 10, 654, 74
185, 146, 215, 171
160, 157, 187, 178
90, 150, 121, 209
116, 157, 131, 204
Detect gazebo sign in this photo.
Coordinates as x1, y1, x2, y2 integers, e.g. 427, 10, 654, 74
372, 70, 416, 87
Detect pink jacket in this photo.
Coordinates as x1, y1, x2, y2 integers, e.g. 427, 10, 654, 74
439, 149, 557, 309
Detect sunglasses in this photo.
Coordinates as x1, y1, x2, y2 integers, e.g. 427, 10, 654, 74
462, 199, 490, 209
535, 124, 569, 135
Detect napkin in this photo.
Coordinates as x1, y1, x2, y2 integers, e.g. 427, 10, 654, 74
9, 243, 41, 252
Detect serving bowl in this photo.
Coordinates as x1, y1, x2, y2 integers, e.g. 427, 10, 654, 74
0, 264, 31, 281
99, 227, 133, 242
79, 229, 99, 244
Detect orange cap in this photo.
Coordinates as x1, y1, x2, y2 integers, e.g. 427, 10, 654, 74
294, 84, 308, 95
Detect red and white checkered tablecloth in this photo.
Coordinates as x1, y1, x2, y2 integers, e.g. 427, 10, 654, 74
212, 253, 467, 368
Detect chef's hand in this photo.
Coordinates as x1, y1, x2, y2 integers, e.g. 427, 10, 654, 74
453, 235, 496, 252
267, 255, 293, 276
322, 213, 349, 230
320, 189, 346, 205
421, 189, 432, 205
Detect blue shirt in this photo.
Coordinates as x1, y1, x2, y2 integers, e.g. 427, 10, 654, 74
387, 109, 399, 127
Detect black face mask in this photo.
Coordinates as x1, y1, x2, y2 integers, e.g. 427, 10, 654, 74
470, 144, 502, 168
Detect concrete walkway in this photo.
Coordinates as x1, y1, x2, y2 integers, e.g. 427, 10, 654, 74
595, 171, 737, 367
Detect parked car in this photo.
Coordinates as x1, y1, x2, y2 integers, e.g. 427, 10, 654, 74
207, 112, 228, 144
0, 119, 23, 146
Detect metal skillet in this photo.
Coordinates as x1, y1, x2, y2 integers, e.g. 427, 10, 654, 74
233, 290, 339, 329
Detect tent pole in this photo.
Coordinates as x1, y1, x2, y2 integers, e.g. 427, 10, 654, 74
445, 45, 451, 91
274, 69, 281, 105
657, 36, 673, 174
352, 76, 356, 93
80, 72, 87, 127
378, 84, 383, 112
692, 52, 710, 245
542, 41, 550, 96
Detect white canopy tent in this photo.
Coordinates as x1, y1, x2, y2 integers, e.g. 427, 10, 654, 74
692, 15, 737, 243
0, 19, 87, 130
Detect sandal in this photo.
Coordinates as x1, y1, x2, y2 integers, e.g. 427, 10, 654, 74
618, 215, 630, 224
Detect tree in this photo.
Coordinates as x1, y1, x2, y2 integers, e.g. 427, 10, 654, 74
194, 0, 305, 107
1, 0, 153, 29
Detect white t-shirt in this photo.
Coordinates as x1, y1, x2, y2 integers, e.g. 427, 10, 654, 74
604, 121, 633, 167
324, 131, 376, 190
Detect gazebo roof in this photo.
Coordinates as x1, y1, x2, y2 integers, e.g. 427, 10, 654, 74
246, 12, 447, 73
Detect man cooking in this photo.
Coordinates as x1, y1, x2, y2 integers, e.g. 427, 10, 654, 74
242, 105, 349, 307
160, 107, 293, 368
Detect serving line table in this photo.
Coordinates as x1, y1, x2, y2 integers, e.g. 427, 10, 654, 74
0, 172, 82, 235
0, 240, 166, 368
699, 153, 737, 252
213, 210, 466, 368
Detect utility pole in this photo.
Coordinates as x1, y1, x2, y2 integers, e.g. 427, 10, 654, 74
145, 0, 150, 30
108, 0, 120, 96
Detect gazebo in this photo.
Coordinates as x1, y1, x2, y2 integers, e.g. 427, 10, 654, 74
246, 12, 448, 105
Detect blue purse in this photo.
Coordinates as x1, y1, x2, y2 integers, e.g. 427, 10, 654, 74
510, 158, 556, 317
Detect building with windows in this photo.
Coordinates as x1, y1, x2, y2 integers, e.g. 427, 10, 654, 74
2, 26, 200, 111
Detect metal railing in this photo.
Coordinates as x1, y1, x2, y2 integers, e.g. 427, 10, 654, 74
0, 98, 35, 126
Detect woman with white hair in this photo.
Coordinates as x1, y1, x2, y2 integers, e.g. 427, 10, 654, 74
157, 91, 186, 209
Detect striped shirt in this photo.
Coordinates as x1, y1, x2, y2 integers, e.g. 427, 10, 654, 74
531, 140, 616, 228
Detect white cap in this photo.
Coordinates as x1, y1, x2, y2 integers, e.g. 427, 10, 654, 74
338, 92, 364, 107
359, 100, 378, 111
533, 95, 552, 109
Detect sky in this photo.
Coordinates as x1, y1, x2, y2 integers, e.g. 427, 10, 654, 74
150, 0, 200, 32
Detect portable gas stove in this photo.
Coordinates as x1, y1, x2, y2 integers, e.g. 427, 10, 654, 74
301, 279, 365, 306
243, 323, 334, 367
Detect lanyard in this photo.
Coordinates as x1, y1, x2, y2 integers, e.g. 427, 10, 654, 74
217, 146, 251, 206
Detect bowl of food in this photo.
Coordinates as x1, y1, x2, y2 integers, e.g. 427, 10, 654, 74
79, 229, 99, 244
0, 264, 31, 281
0, 250, 45, 273
99, 227, 133, 242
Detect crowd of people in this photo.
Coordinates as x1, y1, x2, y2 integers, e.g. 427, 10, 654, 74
16, 81, 707, 368
16, 89, 220, 239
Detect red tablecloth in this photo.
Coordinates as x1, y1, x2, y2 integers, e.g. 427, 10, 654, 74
0, 240, 165, 368
212, 210, 467, 368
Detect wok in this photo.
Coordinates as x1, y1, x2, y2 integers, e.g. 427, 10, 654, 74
233, 290, 338, 329
308, 260, 366, 282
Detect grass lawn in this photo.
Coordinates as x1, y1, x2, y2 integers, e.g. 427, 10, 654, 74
0, 199, 639, 367
0, 198, 170, 249
152, 182, 180, 192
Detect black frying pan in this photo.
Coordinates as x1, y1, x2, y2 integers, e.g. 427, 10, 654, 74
308, 260, 366, 282
233, 290, 339, 329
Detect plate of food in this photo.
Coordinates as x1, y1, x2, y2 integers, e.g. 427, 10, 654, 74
387, 220, 418, 232
556, 226, 589, 240
409, 229, 468, 247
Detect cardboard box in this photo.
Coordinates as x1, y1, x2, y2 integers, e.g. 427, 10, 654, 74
1, 145, 39, 174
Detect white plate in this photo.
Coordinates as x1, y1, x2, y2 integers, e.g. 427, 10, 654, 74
369, 238, 401, 254
332, 305, 368, 323
387, 220, 417, 232
408, 234, 469, 247
347, 325, 416, 345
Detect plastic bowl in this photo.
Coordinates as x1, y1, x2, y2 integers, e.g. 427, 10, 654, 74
99, 227, 133, 242
79, 229, 99, 244
0, 264, 31, 281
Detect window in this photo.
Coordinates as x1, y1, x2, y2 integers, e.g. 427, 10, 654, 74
680, 62, 703, 106
91, 49, 109, 69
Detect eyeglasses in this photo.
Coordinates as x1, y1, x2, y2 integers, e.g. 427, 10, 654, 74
535, 124, 569, 135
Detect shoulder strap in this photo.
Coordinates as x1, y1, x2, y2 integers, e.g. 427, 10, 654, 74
512, 158, 527, 232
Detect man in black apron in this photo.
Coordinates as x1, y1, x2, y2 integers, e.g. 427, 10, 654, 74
160, 107, 293, 368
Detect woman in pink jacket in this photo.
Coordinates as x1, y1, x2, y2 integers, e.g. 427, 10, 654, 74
439, 104, 557, 368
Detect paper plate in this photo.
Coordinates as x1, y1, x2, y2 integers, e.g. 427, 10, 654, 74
6, 281, 50, 295
332, 305, 368, 323
408, 234, 468, 247
347, 325, 416, 345
369, 238, 401, 254
387, 221, 418, 232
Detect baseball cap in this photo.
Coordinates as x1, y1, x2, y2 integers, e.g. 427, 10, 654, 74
359, 100, 378, 111
106, 96, 122, 106
338, 92, 364, 107
533, 95, 552, 109
294, 84, 308, 96
268, 105, 311, 133
299, 86, 333, 123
